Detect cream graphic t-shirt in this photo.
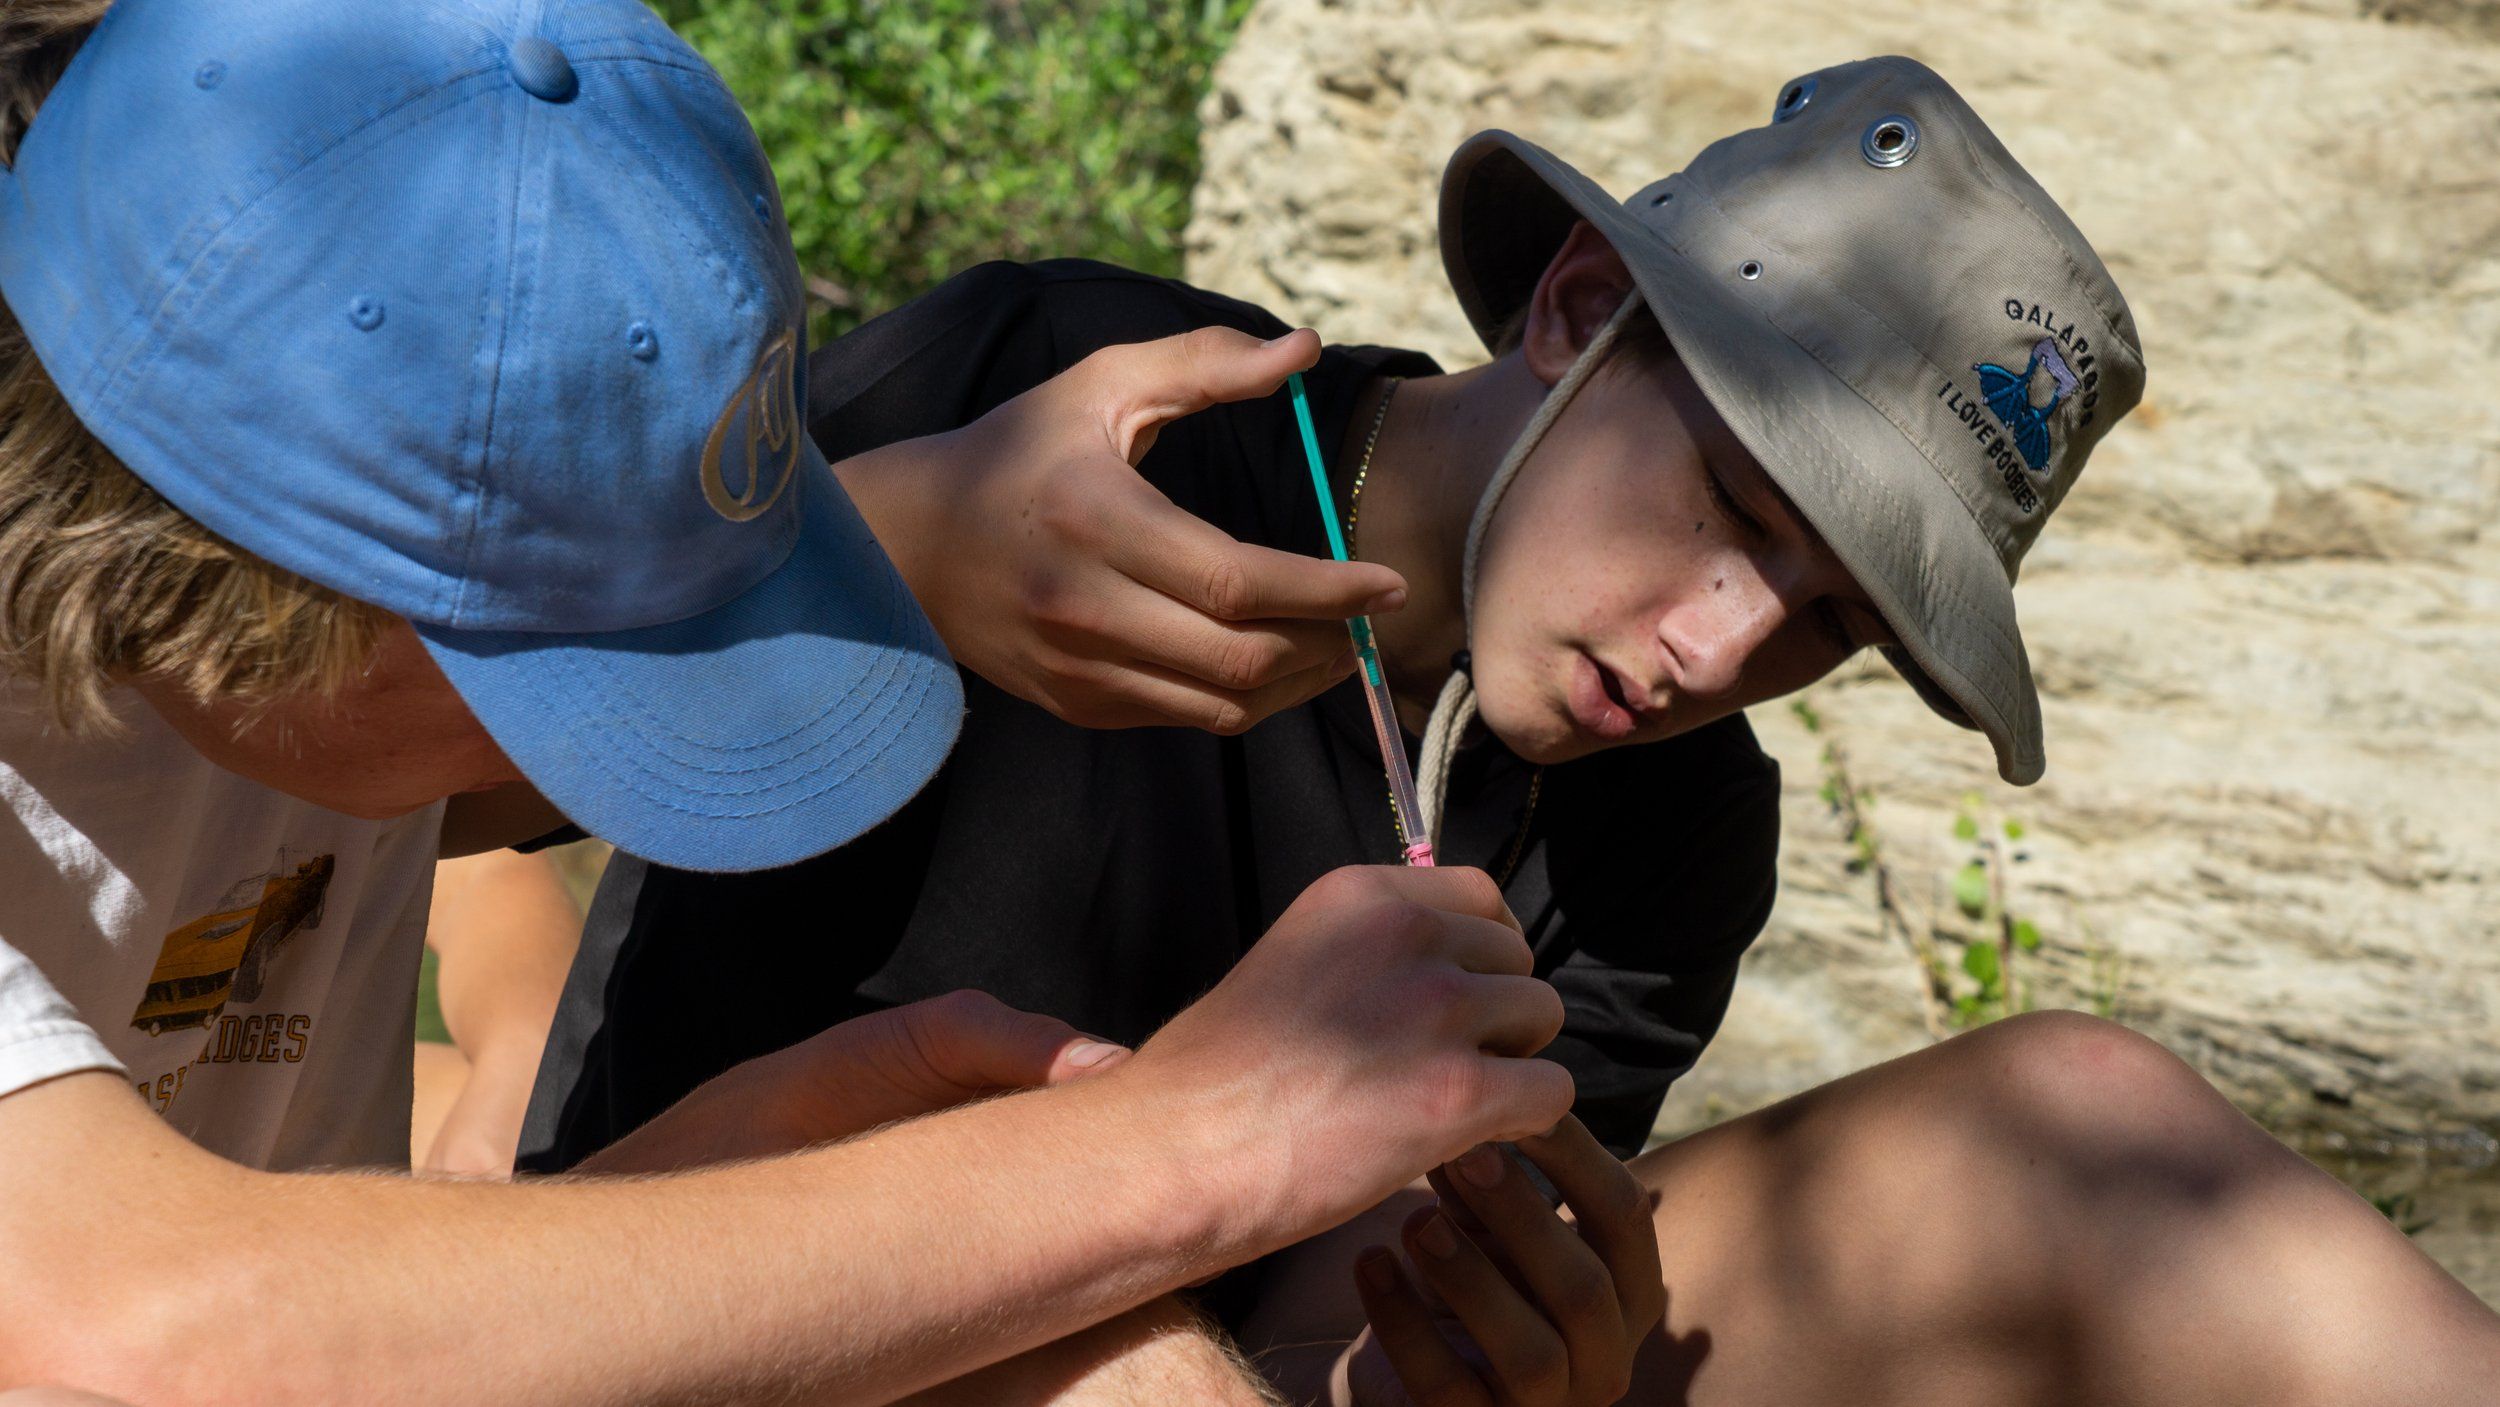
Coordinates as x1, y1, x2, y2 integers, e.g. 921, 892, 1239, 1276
0, 680, 440, 1170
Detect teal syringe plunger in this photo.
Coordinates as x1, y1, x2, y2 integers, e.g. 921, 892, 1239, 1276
1287, 371, 1435, 867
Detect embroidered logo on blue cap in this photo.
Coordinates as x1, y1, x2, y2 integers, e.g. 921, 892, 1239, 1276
700, 327, 803, 523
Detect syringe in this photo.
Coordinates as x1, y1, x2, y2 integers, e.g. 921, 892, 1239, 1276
1287, 372, 1435, 867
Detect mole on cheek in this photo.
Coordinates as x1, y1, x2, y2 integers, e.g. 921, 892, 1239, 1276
1714, 579, 1724, 592
1694, 521, 1703, 532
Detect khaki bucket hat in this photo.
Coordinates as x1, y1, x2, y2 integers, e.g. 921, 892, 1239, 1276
1440, 56, 2144, 784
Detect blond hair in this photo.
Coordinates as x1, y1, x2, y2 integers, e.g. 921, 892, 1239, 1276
1, 1, 388, 732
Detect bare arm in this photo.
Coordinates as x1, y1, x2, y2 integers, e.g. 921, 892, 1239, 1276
0, 1066, 1226, 1405
0, 865, 1573, 1407
420, 848, 582, 1176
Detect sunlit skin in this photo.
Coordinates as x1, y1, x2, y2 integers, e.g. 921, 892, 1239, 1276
131, 619, 524, 820
1353, 221, 1897, 764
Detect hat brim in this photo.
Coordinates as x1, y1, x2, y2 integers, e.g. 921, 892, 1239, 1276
418, 437, 965, 871
1440, 131, 2044, 785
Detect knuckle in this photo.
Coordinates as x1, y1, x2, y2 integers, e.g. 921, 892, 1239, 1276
1018, 570, 1073, 627
1532, 981, 1569, 1040
1449, 865, 1506, 914
1306, 866, 1368, 908
1534, 1061, 1578, 1123
1421, 1054, 1486, 1128
1554, 1260, 1616, 1322
1202, 699, 1252, 736
1590, 1167, 1650, 1232
1197, 552, 1252, 620
1378, 899, 1440, 953
1209, 635, 1281, 692
1411, 967, 1467, 1019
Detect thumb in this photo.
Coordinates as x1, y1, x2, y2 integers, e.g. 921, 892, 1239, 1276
1086, 325, 1324, 464
908, 990, 1131, 1093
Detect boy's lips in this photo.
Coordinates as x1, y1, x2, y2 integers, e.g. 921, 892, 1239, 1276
1568, 650, 1640, 741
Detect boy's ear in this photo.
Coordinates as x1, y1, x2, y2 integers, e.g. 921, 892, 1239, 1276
1519, 222, 1638, 388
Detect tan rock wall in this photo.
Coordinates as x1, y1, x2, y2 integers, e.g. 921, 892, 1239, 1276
1187, 0, 2500, 1149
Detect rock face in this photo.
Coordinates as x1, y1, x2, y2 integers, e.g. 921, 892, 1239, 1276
1188, 0, 2500, 1151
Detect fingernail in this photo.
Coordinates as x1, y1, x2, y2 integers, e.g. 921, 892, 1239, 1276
1458, 1144, 1506, 1189
1359, 1249, 1398, 1291
1364, 588, 1408, 614
1416, 1212, 1459, 1258
1065, 1040, 1128, 1069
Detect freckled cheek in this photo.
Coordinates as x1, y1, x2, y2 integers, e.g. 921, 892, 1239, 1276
1560, 562, 1653, 627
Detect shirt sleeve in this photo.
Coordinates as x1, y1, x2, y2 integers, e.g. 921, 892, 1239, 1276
1529, 729, 1783, 1157
0, 934, 125, 1100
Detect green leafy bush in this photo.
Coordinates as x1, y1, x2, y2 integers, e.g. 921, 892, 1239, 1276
656, 0, 1257, 339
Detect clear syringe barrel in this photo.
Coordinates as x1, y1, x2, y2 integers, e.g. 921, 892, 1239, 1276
1349, 616, 1433, 866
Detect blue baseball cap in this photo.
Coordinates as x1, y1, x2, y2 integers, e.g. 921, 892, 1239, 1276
0, 0, 963, 870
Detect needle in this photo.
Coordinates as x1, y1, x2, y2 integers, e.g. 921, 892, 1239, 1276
1287, 371, 1435, 867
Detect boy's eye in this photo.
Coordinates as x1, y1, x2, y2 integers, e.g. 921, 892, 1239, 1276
1702, 463, 1761, 535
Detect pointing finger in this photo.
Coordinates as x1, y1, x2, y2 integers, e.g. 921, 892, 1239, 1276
1104, 489, 1405, 624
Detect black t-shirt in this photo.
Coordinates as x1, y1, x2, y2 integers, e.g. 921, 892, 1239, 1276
520, 260, 1780, 1169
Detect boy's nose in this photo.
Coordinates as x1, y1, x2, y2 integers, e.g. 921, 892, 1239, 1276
1658, 577, 1788, 703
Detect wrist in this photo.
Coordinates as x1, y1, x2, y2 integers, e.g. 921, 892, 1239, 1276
828, 435, 958, 593
1085, 1051, 1290, 1272
1048, 1058, 1269, 1277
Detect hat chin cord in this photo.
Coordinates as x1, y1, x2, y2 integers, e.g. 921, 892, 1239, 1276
1414, 292, 1645, 848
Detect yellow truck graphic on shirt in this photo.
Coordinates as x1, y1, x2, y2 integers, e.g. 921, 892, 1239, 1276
129, 854, 335, 1036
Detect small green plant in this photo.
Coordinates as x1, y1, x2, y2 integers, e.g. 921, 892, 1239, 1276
1794, 699, 1954, 1035
1943, 792, 2045, 1027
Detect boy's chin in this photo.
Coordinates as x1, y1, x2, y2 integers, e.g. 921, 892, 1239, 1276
1473, 692, 1600, 767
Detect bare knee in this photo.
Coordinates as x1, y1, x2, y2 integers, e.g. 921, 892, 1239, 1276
1945, 1010, 2231, 1143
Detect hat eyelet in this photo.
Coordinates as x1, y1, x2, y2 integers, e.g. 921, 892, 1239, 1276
626, 321, 659, 362
1649, 188, 1674, 207
1772, 77, 1815, 123
1861, 115, 1919, 169
1738, 260, 1764, 282
347, 295, 386, 332
194, 61, 227, 91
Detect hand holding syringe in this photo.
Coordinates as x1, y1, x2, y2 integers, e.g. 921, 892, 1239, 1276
1287, 372, 1436, 867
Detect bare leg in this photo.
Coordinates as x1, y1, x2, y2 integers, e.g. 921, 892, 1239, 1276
0, 1392, 138, 1406
894, 1295, 1279, 1407
1626, 1011, 2500, 1406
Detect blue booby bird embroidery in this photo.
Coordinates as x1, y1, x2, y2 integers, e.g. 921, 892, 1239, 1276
1972, 338, 2079, 475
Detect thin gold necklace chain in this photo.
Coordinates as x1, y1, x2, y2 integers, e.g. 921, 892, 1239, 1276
1345, 377, 1398, 558
1346, 376, 1544, 886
